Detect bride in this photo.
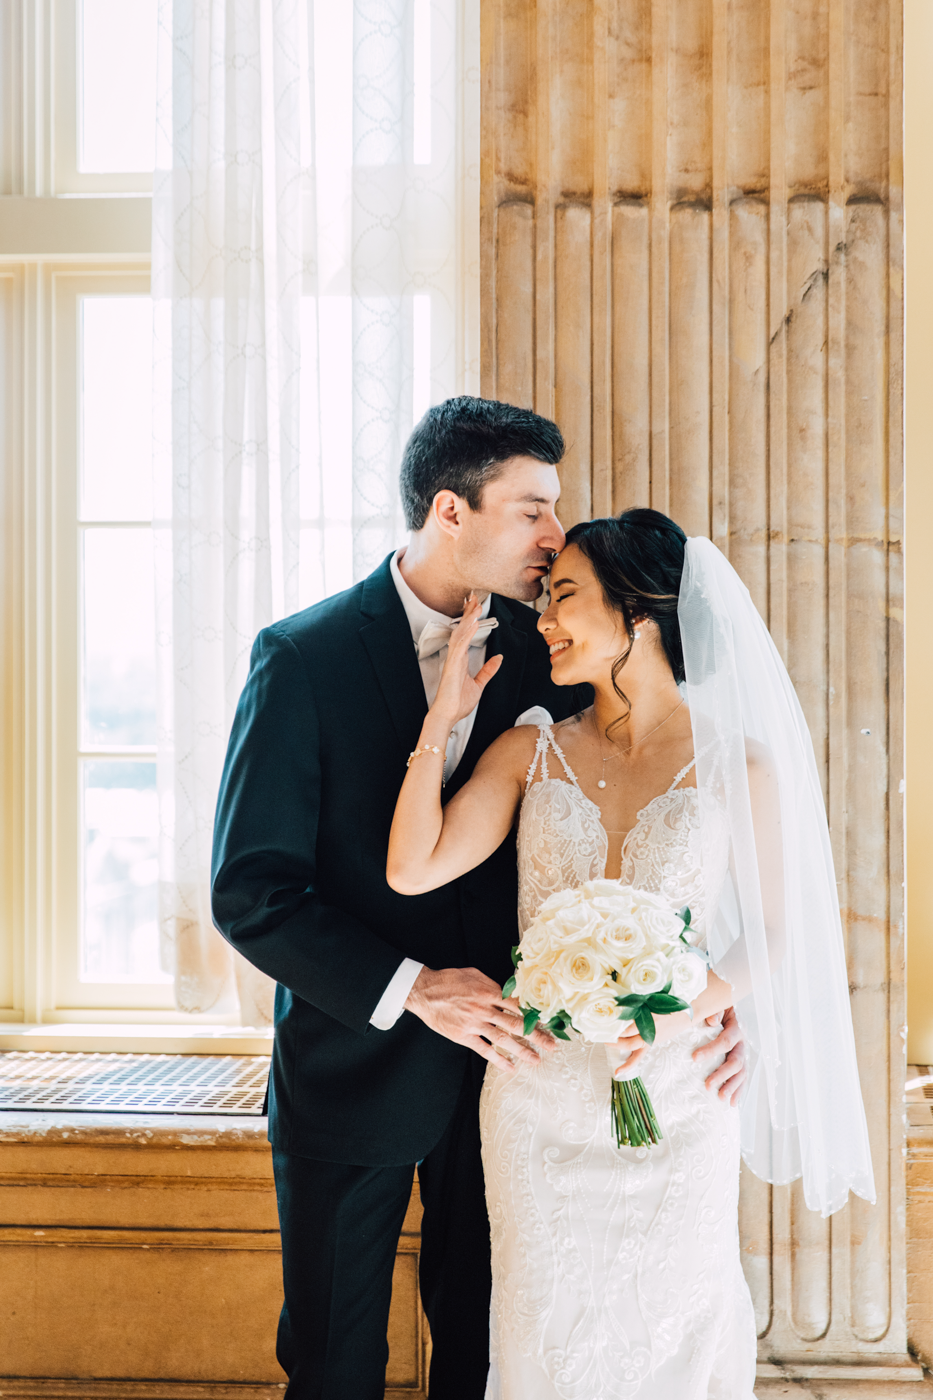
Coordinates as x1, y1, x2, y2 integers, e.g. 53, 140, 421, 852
387, 508, 874, 1400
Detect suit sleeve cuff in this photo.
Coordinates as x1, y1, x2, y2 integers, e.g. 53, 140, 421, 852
369, 958, 424, 1031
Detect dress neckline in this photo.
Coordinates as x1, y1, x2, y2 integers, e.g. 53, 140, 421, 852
523, 722, 701, 881
525, 721, 699, 801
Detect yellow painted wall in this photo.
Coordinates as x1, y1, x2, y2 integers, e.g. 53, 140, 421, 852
906, 0, 933, 1063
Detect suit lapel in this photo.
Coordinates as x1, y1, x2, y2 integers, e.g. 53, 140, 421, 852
444, 595, 528, 799
359, 557, 427, 754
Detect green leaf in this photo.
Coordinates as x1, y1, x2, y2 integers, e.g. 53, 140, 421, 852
634, 1007, 656, 1044
645, 992, 690, 1014
680, 906, 692, 928
545, 1012, 573, 1040
501, 975, 517, 999
511, 945, 523, 968
522, 1007, 541, 1036
615, 993, 647, 1011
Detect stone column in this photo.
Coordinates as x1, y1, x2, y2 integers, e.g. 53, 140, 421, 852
481, 0, 908, 1380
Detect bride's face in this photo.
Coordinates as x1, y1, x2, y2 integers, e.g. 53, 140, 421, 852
537, 544, 629, 686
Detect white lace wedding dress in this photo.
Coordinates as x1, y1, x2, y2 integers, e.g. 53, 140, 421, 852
479, 723, 758, 1400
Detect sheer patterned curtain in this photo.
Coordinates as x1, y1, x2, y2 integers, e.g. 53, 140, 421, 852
153, 0, 478, 1023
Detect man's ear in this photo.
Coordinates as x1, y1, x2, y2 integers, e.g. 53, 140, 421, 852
432, 490, 468, 539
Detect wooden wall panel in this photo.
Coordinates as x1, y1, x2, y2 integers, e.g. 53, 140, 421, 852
610, 203, 650, 506
495, 202, 535, 409
482, 0, 905, 1379
554, 205, 593, 526
727, 197, 768, 614
668, 204, 711, 538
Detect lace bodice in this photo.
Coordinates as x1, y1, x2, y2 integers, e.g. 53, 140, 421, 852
517, 723, 725, 940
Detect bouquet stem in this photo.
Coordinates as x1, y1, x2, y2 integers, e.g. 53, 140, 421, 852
611, 1076, 663, 1149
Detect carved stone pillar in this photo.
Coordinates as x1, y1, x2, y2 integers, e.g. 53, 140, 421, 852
481, 0, 908, 1380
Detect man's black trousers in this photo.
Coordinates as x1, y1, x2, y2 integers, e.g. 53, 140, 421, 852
272, 1063, 491, 1399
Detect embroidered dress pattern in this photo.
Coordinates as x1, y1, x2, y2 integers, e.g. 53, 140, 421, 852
480, 724, 757, 1400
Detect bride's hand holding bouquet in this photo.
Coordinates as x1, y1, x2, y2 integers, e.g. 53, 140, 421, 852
503, 881, 714, 1148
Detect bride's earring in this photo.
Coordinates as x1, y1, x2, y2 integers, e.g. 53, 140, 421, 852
633, 629, 641, 640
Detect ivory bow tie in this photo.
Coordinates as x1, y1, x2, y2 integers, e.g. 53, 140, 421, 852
416, 616, 499, 661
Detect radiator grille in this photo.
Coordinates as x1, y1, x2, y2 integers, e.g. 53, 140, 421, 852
0, 1051, 268, 1115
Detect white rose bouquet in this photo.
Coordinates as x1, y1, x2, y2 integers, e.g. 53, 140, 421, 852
502, 880, 709, 1149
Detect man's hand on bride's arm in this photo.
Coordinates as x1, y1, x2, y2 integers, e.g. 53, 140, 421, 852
694, 1004, 746, 1106
404, 966, 555, 1072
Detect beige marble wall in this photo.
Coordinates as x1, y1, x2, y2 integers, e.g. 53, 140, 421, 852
0, 1114, 429, 1399
481, 0, 906, 1378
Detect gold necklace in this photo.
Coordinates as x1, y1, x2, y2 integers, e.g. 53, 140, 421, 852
592, 698, 686, 790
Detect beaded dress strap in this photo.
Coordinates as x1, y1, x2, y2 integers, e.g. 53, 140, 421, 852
524, 725, 581, 793
666, 738, 717, 794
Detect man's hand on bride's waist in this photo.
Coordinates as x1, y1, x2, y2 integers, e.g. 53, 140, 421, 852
611, 1004, 747, 1107
404, 966, 556, 1072
693, 1005, 747, 1106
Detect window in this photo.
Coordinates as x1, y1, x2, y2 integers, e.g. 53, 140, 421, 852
55, 0, 158, 193
0, 0, 185, 1031
0, 0, 478, 1039
75, 288, 164, 991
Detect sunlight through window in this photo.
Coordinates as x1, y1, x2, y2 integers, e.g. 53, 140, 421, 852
79, 0, 158, 173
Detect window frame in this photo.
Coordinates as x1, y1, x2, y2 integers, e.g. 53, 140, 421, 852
51, 269, 172, 1012
52, 0, 155, 196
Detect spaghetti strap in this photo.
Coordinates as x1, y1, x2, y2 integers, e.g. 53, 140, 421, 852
524, 724, 581, 793
666, 739, 717, 793
667, 757, 697, 793
524, 727, 550, 791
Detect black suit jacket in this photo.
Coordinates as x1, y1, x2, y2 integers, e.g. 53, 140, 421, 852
211, 555, 580, 1165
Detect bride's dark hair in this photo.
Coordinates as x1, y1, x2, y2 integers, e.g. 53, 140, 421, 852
563, 508, 687, 716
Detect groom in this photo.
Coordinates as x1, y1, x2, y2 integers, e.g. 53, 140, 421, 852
211, 397, 746, 1400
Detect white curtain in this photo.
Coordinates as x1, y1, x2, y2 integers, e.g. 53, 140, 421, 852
152, 0, 478, 1023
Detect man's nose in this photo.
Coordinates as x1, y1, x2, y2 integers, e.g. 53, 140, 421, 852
538, 508, 565, 554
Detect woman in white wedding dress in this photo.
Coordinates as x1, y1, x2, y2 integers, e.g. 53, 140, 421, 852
387, 508, 874, 1400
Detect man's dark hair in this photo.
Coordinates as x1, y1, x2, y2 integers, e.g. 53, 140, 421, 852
399, 396, 565, 531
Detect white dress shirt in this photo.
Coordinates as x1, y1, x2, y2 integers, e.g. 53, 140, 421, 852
369, 551, 494, 1031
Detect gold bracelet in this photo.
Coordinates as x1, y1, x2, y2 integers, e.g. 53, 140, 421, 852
407, 743, 444, 769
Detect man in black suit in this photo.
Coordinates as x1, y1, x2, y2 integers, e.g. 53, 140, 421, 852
211, 398, 745, 1399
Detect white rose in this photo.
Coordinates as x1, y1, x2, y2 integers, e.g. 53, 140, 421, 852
569, 989, 626, 1043
624, 953, 670, 995
638, 906, 686, 949
547, 904, 602, 946
589, 893, 638, 921
669, 950, 708, 1003
518, 922, 553, 962
538, 888, 581, 918
515, 963, 564, 1021
553, 944, 611, 1000
580, 878, 628, 902
598, 917, 647, 960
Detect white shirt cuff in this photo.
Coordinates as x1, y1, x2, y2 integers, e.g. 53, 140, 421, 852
369, 958, 424, 1031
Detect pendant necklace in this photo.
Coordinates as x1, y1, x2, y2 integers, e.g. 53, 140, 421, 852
593, 697, 685, 789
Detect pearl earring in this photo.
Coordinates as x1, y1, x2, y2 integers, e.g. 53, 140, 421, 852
633, 629, 641, 640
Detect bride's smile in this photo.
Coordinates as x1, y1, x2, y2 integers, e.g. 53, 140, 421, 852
538, 544, 633, 688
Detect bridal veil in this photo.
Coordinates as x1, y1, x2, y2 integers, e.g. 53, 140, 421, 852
679, 536, 875, 1218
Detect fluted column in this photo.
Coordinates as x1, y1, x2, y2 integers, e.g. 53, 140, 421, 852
481, 0, 906, 1378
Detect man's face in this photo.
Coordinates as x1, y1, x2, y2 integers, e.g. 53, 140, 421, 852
457, 456, 565, 601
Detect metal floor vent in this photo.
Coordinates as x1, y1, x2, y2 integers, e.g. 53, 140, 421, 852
0, 1051, 268, 1115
